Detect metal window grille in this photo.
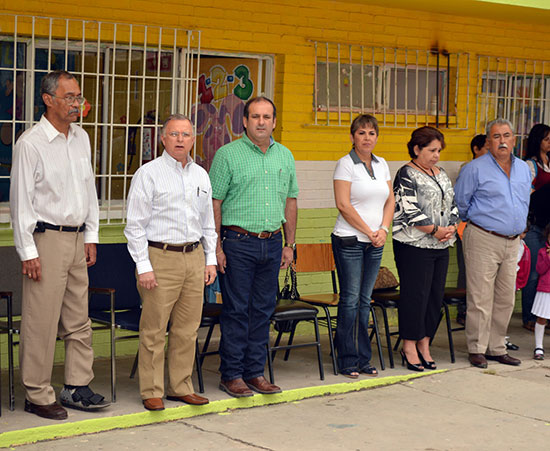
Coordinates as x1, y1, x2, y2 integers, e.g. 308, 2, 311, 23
0, 13, 201, 224
312, 41, 470, 129
476, 55, 550, 158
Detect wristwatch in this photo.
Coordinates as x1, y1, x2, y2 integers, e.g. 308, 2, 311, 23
380, 225, 389, 234
284, 242, 296, 250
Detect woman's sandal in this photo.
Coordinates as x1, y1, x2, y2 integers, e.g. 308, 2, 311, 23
534, 348, 544, 360
340, 369, 360, 379
360, 366, 378, 377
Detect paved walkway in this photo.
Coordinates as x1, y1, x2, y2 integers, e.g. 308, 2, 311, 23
2, 313, 550, 449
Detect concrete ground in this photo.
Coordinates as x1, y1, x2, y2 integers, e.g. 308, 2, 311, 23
2, 312, 550, 449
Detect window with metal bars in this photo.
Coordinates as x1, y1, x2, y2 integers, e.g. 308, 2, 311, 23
476, 55, 550, 158
312, 41, 470, 129
0, 14, 201, 224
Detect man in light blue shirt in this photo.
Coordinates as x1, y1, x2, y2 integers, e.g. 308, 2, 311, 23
455, 118, 531, 369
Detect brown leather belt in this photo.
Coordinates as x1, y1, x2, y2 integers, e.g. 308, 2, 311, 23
469, 221, 519, 240
224, 225, 281, 239
148, 240, 199, 252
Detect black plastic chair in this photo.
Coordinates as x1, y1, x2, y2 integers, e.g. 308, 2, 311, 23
0, 291, 17, 413
88, 243, 142, 403
266, 298, 324, 383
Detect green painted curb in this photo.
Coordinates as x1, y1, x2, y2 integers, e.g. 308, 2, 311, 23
0, 370, 445, 448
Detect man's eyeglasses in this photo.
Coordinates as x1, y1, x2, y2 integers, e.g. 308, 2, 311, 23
167, 131, 193, 139
49, 94, 86, 105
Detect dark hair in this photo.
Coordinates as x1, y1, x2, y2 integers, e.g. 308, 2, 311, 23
545, 223, 550, 243
525, 123, 550, 164
350, 114, 379, 136
40, 70, 76, 97
470, 134, 486, 158
243, 96, 276, 119
407, 126, 445, 159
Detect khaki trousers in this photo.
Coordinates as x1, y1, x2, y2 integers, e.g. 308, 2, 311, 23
137, 244, 205, 400
463, 224, 519, 355
20, 230, 94, 405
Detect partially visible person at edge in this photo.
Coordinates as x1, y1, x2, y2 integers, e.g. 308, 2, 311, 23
209, 96, 298, 398
455, 118, 531, 369
124, 114, 217, 412
521, 123, 550, 332
392, 126, 458, 372
10, 70, 109, 420
331, 114, 395, 379
455, 134, 489, 325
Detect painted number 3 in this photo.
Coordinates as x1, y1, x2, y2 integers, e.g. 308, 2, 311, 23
233, 64, 253, 100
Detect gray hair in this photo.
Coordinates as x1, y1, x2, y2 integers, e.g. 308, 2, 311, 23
161, 114, 192, 136
486, 118, 515, 136
40, 70, 76, 96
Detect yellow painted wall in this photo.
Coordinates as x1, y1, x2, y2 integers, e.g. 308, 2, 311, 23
3, 0, 550, 163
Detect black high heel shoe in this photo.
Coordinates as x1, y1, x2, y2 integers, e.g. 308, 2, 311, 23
400, 349, 424, 372
416, 350, 436, 370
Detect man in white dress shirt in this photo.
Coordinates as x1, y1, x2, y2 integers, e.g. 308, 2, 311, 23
10, 70, 109, 420
125, 114, 217, 411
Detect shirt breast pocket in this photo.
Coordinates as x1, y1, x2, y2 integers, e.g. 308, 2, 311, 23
277, 168, 290, 196
80, 158, 93, 181
196, 187, 210, 213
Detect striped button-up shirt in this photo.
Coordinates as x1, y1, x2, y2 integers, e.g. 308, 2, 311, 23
125, 151, 217, 274
209, 133, 299, 233
10, 115, 99, 261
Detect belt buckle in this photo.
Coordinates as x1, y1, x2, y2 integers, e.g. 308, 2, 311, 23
257, 231, 271, 239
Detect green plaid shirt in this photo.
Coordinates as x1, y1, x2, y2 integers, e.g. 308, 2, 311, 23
209, 133, 299, 233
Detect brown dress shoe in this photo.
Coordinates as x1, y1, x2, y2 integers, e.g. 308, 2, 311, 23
166, 393, 209, 405
219, 378, 254, 398
143, 397, 165, 411
468, 353, 488, 368
24, 399, 68, 420
244, 376, 282, 394
485, 353, 521, 366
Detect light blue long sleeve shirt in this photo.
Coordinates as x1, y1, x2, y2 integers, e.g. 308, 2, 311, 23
454, 151, 531, 236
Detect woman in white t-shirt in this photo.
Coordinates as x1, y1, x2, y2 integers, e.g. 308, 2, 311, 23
331, 114, 395, 378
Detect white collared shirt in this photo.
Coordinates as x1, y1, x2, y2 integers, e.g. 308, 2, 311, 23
10, 115, 99, 261
124, 151, 217, 274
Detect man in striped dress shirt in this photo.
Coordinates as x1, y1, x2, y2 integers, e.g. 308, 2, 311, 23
210, 97, 299, 398
125, 114, 217, 411
10, 70, 109, 420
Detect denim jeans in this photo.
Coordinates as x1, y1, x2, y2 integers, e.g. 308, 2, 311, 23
331, 234, 384, 372
218, 228, 282, 381
522, 225, 545, 324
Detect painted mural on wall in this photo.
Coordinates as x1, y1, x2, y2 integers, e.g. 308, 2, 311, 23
192, 58, 258, 171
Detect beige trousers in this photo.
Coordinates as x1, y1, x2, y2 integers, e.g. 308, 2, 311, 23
137, 244, 205, 400
20, 230, 94, 405
463, 224, 519, 355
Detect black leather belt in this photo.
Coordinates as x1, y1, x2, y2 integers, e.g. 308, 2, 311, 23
35, 221, 86, 233
224, 225, 281, 239
148, 240, 199, 253
469, 221, 519, 240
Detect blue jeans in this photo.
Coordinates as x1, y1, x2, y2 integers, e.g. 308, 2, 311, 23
331, 234, 384, 372
218, 228, 282, 381
522, 225, 545, 324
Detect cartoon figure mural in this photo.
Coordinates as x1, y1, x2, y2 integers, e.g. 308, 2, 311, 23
192, 58, 258, 171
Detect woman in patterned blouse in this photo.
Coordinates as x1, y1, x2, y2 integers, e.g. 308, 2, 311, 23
392, 126, 459, 371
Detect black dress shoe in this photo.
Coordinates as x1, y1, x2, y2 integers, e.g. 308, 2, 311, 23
469, 353, 488, 368
24, 399, 68, 420
485, 353, 521, 366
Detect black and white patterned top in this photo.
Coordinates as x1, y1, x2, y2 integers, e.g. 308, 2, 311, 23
392, 164, 459, 249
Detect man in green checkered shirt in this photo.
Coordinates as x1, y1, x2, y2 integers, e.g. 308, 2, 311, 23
209, 96, 298, 398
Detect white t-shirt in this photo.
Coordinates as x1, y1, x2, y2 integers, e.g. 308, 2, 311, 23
332, 151, 391, 243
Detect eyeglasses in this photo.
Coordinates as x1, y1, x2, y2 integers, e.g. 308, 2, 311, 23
167, 131, 193, 139
49, 94, 86, 105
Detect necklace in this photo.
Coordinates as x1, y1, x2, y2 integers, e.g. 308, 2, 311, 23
410, 160, 446, 216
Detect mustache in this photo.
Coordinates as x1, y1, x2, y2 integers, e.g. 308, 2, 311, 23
69, 108, 80, 114
498, 143, 508, 149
